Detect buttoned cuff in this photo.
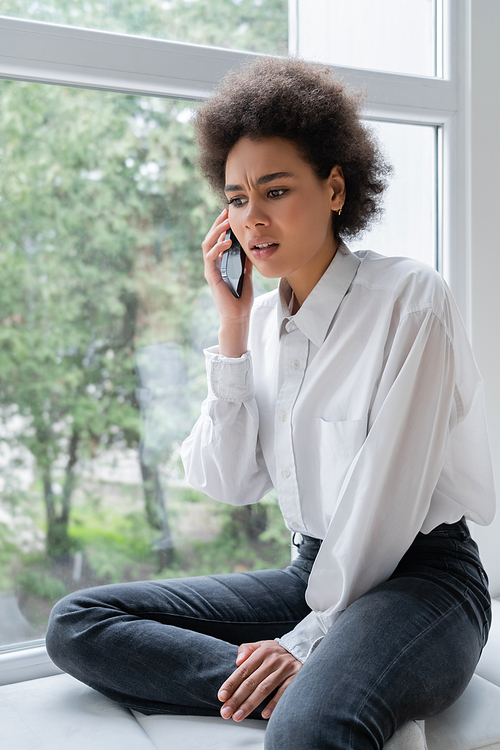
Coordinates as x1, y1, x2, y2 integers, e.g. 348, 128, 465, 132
276, 611, 326, 663
276, 609, 344, 663
204, 346, 254, 402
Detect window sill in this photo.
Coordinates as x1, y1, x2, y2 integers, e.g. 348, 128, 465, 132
0, 641, 62, 686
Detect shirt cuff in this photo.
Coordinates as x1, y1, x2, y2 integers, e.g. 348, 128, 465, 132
275, 611, 327, 663
204, 346, 254, 402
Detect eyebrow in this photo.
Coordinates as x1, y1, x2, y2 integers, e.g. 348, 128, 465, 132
224, 172, 296, 192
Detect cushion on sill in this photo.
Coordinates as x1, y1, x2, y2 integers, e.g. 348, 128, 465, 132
0, 672, 425, 749
425, 674, 500, 750
0, 673, 155, 750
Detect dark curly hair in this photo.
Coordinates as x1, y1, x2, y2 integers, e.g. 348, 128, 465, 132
194, 57, 392, 239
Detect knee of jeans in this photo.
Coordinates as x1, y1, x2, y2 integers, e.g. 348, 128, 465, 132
264, 676, 379, 750
264, 691, 326, 750
45, 592, 87, 670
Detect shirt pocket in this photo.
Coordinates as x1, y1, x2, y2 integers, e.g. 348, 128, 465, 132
316, 417, 367, 516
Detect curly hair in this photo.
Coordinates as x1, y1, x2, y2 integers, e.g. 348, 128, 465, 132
194, 57, 392, 239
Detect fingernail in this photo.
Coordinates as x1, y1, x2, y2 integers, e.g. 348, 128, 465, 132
233, 710, 244, 721
236, 653, 244, 664
262, 709, 271, 719
221, 707, 231, 719
218, 690, 228, 701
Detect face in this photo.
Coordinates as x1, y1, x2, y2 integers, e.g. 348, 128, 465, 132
224, 136, 345, 297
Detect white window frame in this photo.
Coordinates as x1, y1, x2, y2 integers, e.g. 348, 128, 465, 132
0, 0, 469, 683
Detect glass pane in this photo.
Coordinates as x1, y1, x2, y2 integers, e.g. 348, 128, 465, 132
0, 81, 287, 648
297, 0, 439, 77
348, 121, 438, 269
1, 0, 288, 57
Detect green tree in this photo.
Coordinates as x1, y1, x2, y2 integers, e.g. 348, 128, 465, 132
0, 84, 213, 559
0, 0, 287, 567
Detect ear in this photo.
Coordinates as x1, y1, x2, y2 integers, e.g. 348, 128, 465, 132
328, 165, 346, 213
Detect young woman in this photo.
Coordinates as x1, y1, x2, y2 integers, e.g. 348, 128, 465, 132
47, 58, 495, 749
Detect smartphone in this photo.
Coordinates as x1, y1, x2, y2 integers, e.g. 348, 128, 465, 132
220, 230, 246, 298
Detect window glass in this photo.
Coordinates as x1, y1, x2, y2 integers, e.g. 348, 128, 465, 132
349, 121, 438, 269
0, 81, 286, 648
296, 0, 439, 77
0, 0, 288, 57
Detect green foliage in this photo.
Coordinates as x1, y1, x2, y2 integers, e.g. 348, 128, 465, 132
157, 490, 291, 578
16, 569, 68, 601
0, 0, 289, 600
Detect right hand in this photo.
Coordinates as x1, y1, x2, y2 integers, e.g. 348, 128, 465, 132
202, 208, 253, 357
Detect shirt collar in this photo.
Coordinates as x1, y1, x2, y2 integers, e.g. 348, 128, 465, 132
277, 241, 361, 348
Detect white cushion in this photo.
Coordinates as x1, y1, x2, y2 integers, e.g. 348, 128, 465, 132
0, 673, 155, 750
385, 721, 427, 749
133, 709, 426, 749
426, 674, 500, 750
132, 712, 267, 749
0, 672, 425, 749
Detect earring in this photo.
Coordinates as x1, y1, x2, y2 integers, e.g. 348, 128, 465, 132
338, 205, 343, 216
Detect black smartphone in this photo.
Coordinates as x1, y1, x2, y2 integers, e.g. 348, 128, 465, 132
220, 230, 246, 298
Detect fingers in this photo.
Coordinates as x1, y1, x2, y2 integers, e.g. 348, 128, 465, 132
236, 641, 260, 666
202, 208, 230, 262
218, 642, 263, 702
202, 209, 234, 293
217, 641, 301, 723
220, 662, 279, 721
201, 209, 253, 331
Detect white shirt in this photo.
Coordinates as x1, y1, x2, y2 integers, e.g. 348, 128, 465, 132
181, 242, 496, 662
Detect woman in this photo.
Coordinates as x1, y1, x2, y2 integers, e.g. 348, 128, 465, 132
47, 58, 495, 749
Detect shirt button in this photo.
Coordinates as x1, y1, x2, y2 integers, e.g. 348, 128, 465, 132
292, 522, 300, 530
280, 411, 287, 421
292, 360, 300, 370
281, 467, 291, 479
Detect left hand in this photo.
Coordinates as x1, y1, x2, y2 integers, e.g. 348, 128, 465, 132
217, 640, 302, 722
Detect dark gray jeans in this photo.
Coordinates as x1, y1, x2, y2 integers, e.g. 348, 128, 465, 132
46, 517, 491, 749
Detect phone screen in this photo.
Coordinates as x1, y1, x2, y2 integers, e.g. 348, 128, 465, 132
221, 230, 246, 298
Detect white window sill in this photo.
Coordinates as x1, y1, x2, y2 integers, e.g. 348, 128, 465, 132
0, 641, 62, 686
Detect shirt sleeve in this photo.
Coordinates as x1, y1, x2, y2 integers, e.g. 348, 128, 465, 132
279, 305, 461, 662
181, 346, 274, 505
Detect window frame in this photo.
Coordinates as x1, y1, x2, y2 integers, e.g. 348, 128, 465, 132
0, 0, 469, 681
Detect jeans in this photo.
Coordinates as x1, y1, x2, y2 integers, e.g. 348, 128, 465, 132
46, 517, 491, 749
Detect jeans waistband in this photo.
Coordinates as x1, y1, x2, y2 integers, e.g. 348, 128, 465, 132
293, 517, 470, 563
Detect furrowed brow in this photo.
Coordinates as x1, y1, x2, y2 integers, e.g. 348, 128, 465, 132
224, 172, 295, 192
256, 172, 295, 185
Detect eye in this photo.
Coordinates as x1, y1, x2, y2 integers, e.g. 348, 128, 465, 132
268, 188, 288, 199
227, 196, 248, 207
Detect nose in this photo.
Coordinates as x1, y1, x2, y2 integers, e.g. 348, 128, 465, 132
244, 198, 270, 229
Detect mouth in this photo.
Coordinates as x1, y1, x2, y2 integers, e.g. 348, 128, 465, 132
250, 239, 279, 260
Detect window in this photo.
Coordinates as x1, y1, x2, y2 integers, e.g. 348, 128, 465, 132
0, 9, 288, 656
0, 0, 288, 56
294, 0, 441, 77
291, 0, 465, 310
0, 0, 468, 667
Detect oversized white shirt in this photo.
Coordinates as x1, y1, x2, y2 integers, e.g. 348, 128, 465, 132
181, 242, 496, 662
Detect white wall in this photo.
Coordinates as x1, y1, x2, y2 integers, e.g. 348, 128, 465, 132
468, 0, 500, 595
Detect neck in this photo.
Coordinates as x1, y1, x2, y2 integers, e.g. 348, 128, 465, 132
287, 239, 339, 311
